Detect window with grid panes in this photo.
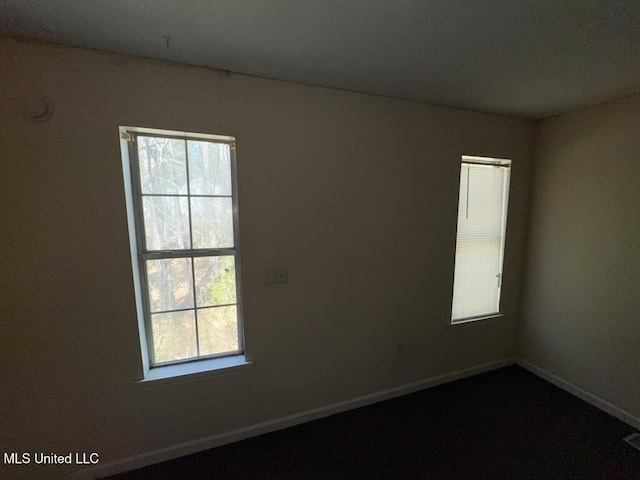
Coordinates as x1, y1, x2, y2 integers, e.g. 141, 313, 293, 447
122, 127, 243, 366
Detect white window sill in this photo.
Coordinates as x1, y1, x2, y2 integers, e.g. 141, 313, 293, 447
137, 355, 253, 387
451, 313, 505, 326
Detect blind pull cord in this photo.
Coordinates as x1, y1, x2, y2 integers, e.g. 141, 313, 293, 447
466, 165, 470, 219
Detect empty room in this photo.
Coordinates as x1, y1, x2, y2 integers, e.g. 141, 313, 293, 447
1, 2, 639, 479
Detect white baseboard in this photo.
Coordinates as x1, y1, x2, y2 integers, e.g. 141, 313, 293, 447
516, 358, 640, 431
73, 358, 514, 480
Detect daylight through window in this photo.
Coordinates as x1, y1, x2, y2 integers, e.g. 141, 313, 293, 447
451, 155, 511, 323
122, 128, 243, 366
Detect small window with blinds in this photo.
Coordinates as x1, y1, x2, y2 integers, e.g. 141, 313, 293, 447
451, 155, 511, 323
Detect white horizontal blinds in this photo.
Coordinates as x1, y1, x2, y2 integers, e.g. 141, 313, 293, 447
452, 159, 510, 321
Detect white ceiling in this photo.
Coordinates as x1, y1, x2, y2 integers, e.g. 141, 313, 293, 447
2, 0, 640, 119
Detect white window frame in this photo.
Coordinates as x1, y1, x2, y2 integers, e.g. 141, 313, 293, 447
120, 126, 249, 380
451, 155, 511, 325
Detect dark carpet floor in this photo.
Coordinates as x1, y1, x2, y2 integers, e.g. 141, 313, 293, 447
105, 366, 640, 479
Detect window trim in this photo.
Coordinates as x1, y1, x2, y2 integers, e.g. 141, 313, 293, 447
450, 313, 505, 327
120, 126, 246, 375
137, 355, 254, 387
450, 155, 511, 325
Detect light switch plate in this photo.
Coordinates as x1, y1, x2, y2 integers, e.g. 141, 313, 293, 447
264, 266, 288, 285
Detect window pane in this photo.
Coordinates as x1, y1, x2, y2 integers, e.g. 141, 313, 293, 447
451, 241, 501, 319
143, 196, 191, 250
194, 256, 236, 307
146, 258, 194, 312
188, 140, 232, 195
191, 197, 234, 248
151, 310, 197, 363
452, 160, 510, 321
197, 306, 239, 356
137, 136, 187, 194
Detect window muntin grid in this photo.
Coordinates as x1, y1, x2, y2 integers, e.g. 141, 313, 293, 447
127, 131, 243, 366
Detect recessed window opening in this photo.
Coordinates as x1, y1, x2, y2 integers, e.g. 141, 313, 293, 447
451, 155, 511, 323
121, 127, 244, 367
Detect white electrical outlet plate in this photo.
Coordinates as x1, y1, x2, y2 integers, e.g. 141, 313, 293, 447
264, 266, 288, 285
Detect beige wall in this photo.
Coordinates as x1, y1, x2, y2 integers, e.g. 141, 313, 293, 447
0, 38, 535, 479
519, 94, 640, 421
